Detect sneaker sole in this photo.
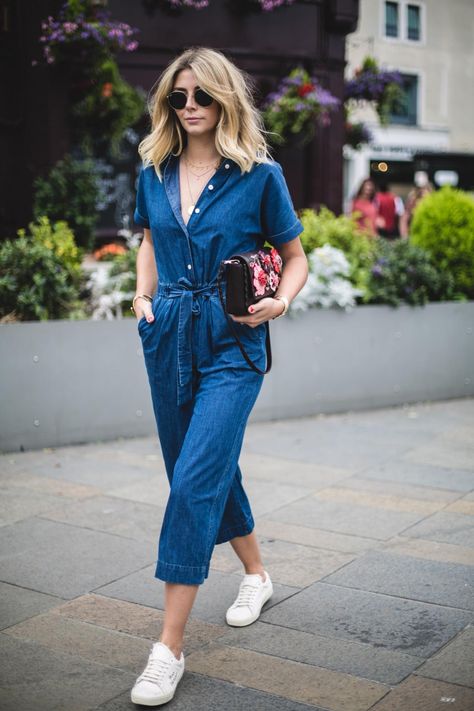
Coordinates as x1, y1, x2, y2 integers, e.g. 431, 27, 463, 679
225, 585, 273, 627
130, 666, 184, 706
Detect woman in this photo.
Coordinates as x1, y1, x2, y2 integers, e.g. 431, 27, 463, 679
130, 46, 308, 706
351, 177, 384, 237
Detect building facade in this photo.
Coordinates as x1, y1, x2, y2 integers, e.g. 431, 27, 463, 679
344, 0, 474, 208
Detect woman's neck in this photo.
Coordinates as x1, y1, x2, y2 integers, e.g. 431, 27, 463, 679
183, 135, 220, 166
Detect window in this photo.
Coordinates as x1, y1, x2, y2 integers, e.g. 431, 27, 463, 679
388, 73, 418, 125
385, 1, 399, 37
407, 4, 421, 40
382, 1, 423, 42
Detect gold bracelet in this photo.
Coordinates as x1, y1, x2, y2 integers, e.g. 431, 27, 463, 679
272, 295, 289, 319
130, 293, 153, 316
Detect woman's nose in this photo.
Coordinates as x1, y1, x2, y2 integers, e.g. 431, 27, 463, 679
185, 92, 197, 110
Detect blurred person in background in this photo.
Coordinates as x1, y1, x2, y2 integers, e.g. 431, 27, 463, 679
351, 178, 385, 237
399, 171, 434, 238
375, 181, 404, 239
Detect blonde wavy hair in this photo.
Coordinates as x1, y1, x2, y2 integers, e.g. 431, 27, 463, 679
138, 46, 272, 179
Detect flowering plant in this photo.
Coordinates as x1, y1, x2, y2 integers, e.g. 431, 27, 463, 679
344, 120, 372, 150
258, 0, 296, 9
291, 244, 364, 313
262, 67, 340, 146
165, 0, 295, 9
166, 0, 209, 8
38, 2, 139, 66
344, 56, 404, 125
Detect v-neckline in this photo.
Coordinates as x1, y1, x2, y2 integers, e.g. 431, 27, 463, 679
179, 155, 222, 227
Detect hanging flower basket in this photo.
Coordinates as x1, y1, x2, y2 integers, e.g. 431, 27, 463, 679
344, 121, 372, 150
344, 56, 404, 126
262, 67, 340, 146
38, 2, 139, 68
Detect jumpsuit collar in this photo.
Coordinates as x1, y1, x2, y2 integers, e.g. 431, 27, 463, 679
163, 151, 235, 239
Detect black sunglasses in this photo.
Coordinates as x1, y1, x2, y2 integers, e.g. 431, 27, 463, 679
167, 88, 214, 110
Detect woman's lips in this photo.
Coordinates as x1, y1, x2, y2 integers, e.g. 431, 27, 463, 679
185, 117, 201, 123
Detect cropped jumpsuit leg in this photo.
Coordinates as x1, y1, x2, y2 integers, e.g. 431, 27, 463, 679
134, 154, 303, 586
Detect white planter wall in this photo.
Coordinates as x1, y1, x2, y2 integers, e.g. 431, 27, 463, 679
1, 301, 473, 453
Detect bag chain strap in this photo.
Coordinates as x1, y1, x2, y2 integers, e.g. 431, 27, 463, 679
216, 261, 272, 375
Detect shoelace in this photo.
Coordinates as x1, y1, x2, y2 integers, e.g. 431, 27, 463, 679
233, 581, 261, 608
138, 649, 172, 685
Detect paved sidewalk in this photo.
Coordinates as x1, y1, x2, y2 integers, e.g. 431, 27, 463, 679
1, 398, 473, 710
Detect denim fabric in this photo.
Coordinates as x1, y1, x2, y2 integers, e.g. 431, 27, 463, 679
134, 153, 303, 585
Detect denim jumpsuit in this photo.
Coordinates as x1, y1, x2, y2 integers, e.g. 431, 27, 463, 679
134, 152, 303, 585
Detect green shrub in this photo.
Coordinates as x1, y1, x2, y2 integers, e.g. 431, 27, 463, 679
299, 207, 377, 296
33, 154, 102, 252
0, 232, 84, 322
107, 246, 139, 316
365, 238, 460, 307
410, 186, 474, 298
18, 216, 83, 277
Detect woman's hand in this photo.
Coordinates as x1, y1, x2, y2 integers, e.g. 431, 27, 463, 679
230, 297, 284, 326
135, 297, 155, 324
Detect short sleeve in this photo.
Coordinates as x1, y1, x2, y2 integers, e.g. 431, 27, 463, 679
134, 166, 150, 228
261, 162, 303, 245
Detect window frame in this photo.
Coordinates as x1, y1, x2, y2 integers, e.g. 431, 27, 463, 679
386, 69, 422, 127
380, 0, 425, 45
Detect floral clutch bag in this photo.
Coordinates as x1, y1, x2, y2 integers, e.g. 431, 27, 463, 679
217, 246, 283, 316
216, 246, 283, 375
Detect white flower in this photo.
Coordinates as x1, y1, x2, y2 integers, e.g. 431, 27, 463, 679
290, 244, 364, 314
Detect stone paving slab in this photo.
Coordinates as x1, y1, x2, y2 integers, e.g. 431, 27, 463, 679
381, 535, 474, 567
0, 517, 154, 599
312, 485, 450, 515
256, 518, 382, 554
0, 632, 135, 711
0, 581, 65, 630
265, 494, 429, 539
3, 610, 152, 674
415, 625, 474, 688
185, 643, 389, 711
50, 593, 226, 654
236, 477, 314, 517
369, 674, 474, 710
400, 511, 474, 547
39, 493, 165, 542
260, 582, 473, 657
355, 459, 474, 492
94, 566, 298, 626
239, 451, 354, 488
330, 475, 463, 504
0, 444, 163, 487
403, 431, 474, 471
105, 475, 173, 508
96, 673, 326, 711
245, 416, 425, 470
322, 550, 474, 610
217, 621, 423, 684
208, 536, 355, 587
0, 473, 101, 527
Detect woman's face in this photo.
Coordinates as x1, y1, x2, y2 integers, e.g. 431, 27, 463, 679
361, 180, 375, 200
170, 68, 220, 138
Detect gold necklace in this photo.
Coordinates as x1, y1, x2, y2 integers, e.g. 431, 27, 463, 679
184, 152, 220, 171
183, 154, 219, 216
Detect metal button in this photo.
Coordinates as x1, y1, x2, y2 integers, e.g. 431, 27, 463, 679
187, 264, 192, 270
208, 184, 214, 190
224, 163, 230, 169
194, 207, 200, 213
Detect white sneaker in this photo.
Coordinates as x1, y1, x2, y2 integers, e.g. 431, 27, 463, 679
131, 641, 184, 706
226, 570, 273, 626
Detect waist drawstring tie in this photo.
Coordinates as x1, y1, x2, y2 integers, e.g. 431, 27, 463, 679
157, 277, 219, 406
